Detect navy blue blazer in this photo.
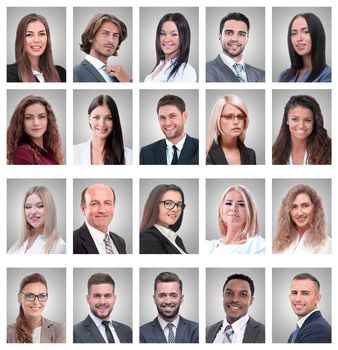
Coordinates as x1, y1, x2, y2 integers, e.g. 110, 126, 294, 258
7, 63, 66, 82
140, 317, 199, 343
140, 134, 199, 165
73, 59, 119, 82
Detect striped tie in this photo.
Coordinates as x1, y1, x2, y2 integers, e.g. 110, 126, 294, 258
223, 324, 234, 343
167, 323, 175, 343
104, 234, 114, 254
233, 63, 246, 82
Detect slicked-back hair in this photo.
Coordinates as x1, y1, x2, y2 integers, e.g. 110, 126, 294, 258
223, 273, 255, 296
292, 273, 320, 292
219, 12, 250, 35
157, 94, 186, 114
154, 271, 183, 293
87, 273, 115, 294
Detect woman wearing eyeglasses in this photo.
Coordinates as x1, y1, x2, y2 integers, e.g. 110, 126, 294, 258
7, 273, 66, 343
206, 95, 256, 165
140, 184, 187, 254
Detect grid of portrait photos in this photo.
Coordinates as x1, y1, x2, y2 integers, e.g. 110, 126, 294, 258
1, 0, 336, 348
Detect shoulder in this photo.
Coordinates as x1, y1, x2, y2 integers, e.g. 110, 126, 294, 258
55, 65, 66, 82
73, 141, 90, 164
7, 63, 21, 82
113, 320, 132, 332
206, 320, 222, 333
124, 147, 133, 165
180, 316, 198, 328
204, 239, 220, 254
141, 139, 164, 152
13, 145, 36, 165
206, 55, 222, 69
140, 319, 156, 332
178, 63, 197, 82
7, 324, 17, 342
43, 317, 65, 332
247, 236, 266, 254
185, 134, 199, 145
52, 237, 66, 254
317, 65, 331, 82
277, 68, 289, 82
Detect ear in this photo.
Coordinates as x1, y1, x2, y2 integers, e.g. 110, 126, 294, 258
182, 111, 188, 123
81, 204, 86, 215
17, 293, 22, 306
180, 294, 184, 305
250, 296, 254, 306
315, 293, 321, 306
218, 33, 222, 42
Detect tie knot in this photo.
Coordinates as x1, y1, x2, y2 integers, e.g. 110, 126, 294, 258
102, 320, 110, 327
167, 323, 174, 330
233, 63, 243, 72
224, 324, 234, 343
104, 234, 110, 243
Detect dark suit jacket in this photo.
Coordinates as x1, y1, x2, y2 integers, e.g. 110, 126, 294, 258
206, 140, 256, 165
140, 317, 198, 343
73, 223, 126, 254
140, 226, 187, 254
73, 315, 132, 343
206, 316, 265, 343
206, 55, 265, 82
7, 63, 66, 82
73, 59, 119, 82
140, 134, 199, 165
288, 310, 331, 343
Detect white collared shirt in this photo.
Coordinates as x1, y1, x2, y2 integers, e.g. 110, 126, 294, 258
32, 69, 44, 82
89, 311, 121, 343
85, 54, 112, 82
85, 222, 119, 254
32, 326, 42, 343
282, 231, 331, 254
213, 314, 249, 343
288, 151, 309, 165
157, 315, 180, 341
297, 309, 320, 329
219, 53, 248, 81
165, 134, 187, 165
154, 224, 187, 254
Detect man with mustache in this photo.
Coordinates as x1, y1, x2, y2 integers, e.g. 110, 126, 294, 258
73, 273, 132, 343
206, 273, 265, 343
206, 12, 265, 82
74, 13, 131, 82
140, 272, 198, 343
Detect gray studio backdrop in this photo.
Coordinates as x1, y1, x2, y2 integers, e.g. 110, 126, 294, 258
272, 267, 331, 343
206, 89, 265, 165
7, 178, 66, 252
139, 178, 199, 254
206, 178, 265, 241
139, 7, 199, 82
73, 7, 132, 79
272, 7, 331, 82
206, 7, 265, 72
206, 268, 265, 326
7, 268, 66, 325
73, 268, 132, 327
272, 178, 331, 240
139, 268, 198, 325
7, 89, 67, 163
7, 7, 66, 69
73, 178, 132, 253
73, 89, 132, 150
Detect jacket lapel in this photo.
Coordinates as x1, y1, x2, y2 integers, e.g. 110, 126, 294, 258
82, 60, 106, 82
83, 315, 106, 343
80, 223, 99, 253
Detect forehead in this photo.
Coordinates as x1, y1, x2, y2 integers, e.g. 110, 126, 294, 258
288, 106, 313, 118
90, 104, 111, 116
161, 21, 178, 32
98, 21, 119, 33
89, 283, 114, 294
160, 190, 182, 202
222, 104, 242, 115
225, 279, 251, 292
291, 278, 317, 291
223, 19, 248, 32
292, 192, 312, 204
155, 281, 181, 294
25, 193, 42, 203
26, 20, 46, 32
292, 16, 308, 30
25, 103, 47, 114
225, 189, 243, 201
158, 104, 181, 116
85, 185, 114, 201
22, 281, 46, 293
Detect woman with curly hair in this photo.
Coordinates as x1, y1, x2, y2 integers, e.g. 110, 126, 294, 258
272, 95, 331, 165
7, 273, 65, 343
7, 95, 64, 165
273, 184, 331, 254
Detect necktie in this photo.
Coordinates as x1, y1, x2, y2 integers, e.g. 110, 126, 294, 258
101, 321, 115, 343
104, 234, 114, 254
171, 145, 178, 165
289, 325, 300, 343
167, 323, 175, 343
223, 324, 234, 343
233, 63, 246, 82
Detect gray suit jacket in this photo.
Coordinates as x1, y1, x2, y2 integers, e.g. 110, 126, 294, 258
73, 315, 132, 343
73, 59, 119, 82
206, 316, 265, 343
206, 55, 265, 82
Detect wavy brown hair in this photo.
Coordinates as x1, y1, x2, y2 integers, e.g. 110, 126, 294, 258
7, 95, 64, 164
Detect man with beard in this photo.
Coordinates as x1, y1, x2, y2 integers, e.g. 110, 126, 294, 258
140, 95, 199, 165
206, 12, 265, 82
206, 273, 265, 343
73, 273, 132, 343
140, 271, 199, 343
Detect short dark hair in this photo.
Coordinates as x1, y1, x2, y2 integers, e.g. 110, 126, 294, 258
223, 273, 255, 296
219, 12, 250, 35
154, 272, 183, 293
80, 185, 116, 208
292, 273, 320, 292
87, 273, 115, 294
157, 94, 186, 114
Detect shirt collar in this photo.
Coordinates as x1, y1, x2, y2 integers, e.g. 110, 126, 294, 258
220, 52, 245, 69
297, 309, 320, 328
85, 54, 107, 70
223, 314, 249, 333
157, 315, 180, 331
32, 69, 44, 82
86, 221, 109, 236
89, 310, 112, 328
165, 134, 186, 151
154, 224, 177, 241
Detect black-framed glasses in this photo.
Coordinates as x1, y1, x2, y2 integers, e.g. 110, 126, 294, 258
20, 292, 48, 302
160, 200, 186, 211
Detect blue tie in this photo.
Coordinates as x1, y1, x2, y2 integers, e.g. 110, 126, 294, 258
289, 325, 300, 343
233, 63, 246, 82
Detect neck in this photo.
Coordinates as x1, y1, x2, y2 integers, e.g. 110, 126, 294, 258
31, 138, 44, 149
164, 53, 177, 63
91, 137, 106, 151
29, 56, 41, 71
220, 135, 238, 149
291, 137, 307, 154
297, 227, 308, 236
28, 315, 42, 329
167, 133, 185, 146
221, 228, 247, 245
89, 52, 108, 64
302, 55, 312, 70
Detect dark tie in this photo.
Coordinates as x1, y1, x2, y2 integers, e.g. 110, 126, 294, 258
289, 325, 300, 343
167, 323, 175, 343
171, 145, 178, 165
102, 320, 115, 343
223, 324, 234, 343
233, 63, 246, 82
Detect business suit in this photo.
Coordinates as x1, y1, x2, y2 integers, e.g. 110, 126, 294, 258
206, 316, 265, 343
206, 141, 256, 165
73, 315, 132, 343
7, 63, 66, 82
7, 317, 66, 343
140, 316, 199, 343
287, 310, 331, 343
73, 59, 119, 82
206, 55, 265, 82
140, 134, 199, 165
140, 226, 187, 254
73, 223, 126, 254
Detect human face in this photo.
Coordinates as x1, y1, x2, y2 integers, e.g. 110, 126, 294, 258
158, 104, 187, 144
88, 104, 113, 141
18, 282, 47, 322
223, 279, 253, 324
158, 190, 183, 228
24, 103, 48, 147
87, 283, 116, 320
153, 281, 183, 322
220, 20, 249, 61
290, 16, 312, 58
24, 193, 45, 233
222, 190, 247, 230
160, 21, 180, 61
290, 193, 314, 234
287, 106, 313, 142
82, 184, 115, 233
25, 21, 47, 61
289, 278, 320, 319
89, 21, 120, 62
220, 104, 246, 139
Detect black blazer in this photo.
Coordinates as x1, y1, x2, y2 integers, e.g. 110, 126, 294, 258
140, 226, 187, 254
73, 223, 126, 254
7, 63, 66, 82
206, 140, 256, 165
140, 134, 199, 165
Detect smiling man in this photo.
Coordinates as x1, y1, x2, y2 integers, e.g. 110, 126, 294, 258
206, 273, 265, 343
140, 95, 199, 165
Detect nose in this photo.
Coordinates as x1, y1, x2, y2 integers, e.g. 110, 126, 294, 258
232, 116, 240, 124
297, 206, 303, 216
32, 117, 39, 126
